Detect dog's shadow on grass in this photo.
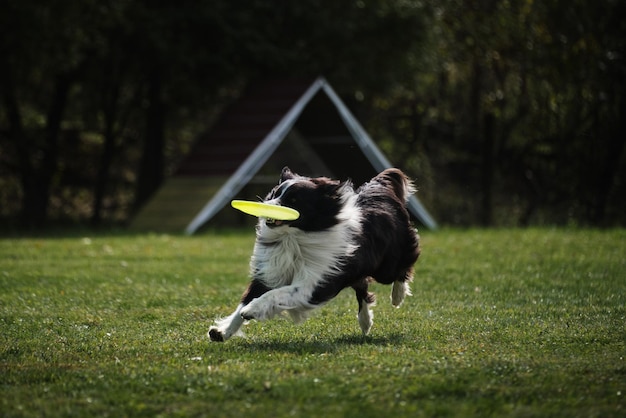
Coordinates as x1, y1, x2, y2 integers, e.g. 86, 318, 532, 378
239, 332, 407, 354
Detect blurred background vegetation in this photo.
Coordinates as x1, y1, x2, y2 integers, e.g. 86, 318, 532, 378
1, 0, 624, 230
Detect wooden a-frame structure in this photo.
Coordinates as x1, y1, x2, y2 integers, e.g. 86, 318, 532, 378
131, 77, 437, 233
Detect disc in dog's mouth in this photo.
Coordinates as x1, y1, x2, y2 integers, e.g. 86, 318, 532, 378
230, 200, 300, 224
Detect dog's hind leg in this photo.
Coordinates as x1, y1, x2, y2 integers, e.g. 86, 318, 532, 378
353, 278, 376, 335
391, 268, 413, 308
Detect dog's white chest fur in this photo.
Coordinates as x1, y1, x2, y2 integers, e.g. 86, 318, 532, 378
251, 217, 359, 290
250, 232, 302, 288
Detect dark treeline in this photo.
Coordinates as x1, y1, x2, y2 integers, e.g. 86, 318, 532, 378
1, 0, 624, 230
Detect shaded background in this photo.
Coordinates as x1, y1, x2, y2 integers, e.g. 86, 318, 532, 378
1, 0, 624, 230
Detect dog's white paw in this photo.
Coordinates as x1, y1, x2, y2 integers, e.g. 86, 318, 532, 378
208, 326, 225, 342
208, 305, 246, 342
358, 307, 374, 335
391, 281, 411, 307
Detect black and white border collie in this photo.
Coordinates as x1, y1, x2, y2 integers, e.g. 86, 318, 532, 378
208, 167, 421, 342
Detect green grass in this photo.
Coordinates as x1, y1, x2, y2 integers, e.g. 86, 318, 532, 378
1, 229, 625, 417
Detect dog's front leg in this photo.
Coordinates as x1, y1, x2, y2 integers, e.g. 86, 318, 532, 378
208, 304, 246, 342
208, 279, 270, 342
240, 285, 313, 321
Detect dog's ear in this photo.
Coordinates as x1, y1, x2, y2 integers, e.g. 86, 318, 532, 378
319, 179, 352, 199
339, 179, 353, 193
336, 180, 353, 199
280, 166, 295, 183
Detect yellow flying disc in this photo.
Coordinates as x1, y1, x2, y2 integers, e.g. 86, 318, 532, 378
231, 200, 300, 221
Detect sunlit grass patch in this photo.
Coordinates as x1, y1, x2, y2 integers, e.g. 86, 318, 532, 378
1, 228, 624, 417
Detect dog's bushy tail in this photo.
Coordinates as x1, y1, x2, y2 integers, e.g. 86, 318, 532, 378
378, 168, 416, 203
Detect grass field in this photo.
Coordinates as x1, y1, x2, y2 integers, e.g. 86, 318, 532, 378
1, 228, 624, 417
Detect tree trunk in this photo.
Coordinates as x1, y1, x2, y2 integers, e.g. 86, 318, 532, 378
9, 73, 73, 228
589, 101, 626, 225
2, 77, 28, 174
133, 70, 165, 213
92, 115, 117, 226
468, 59, 495, 226
92, 80, 121, 226
481, 113, 495, 227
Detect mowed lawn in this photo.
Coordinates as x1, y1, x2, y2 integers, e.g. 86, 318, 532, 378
0, 228, 624, 417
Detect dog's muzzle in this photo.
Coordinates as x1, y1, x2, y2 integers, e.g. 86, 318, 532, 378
265, 218, 285, 227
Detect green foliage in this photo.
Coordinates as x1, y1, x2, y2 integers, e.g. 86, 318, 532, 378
1, 229, 624, 417
367, 0, 626, 226
0, 0, 430, 227
0, 0, 624, 227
